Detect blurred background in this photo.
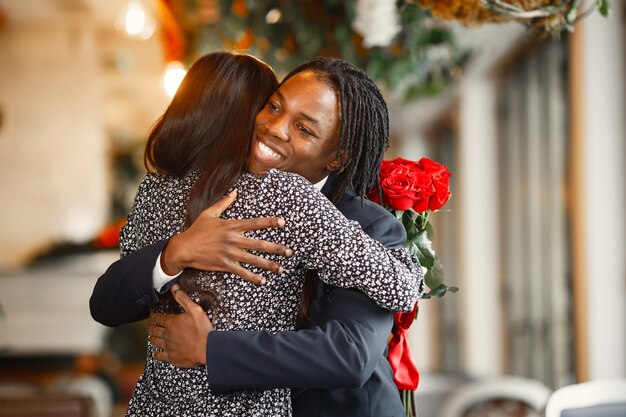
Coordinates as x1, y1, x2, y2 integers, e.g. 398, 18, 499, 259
0, 1, 624, 416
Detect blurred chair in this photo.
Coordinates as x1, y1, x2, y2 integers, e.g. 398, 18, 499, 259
544, 378, 626, 417
62, 375, 114, 417
439, 376, 551, 417
0, 392, 95, 417
0, 374, 110, 417
414, 373, 478, 417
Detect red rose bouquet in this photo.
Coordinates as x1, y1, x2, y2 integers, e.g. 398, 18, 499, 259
371, 157, 456, 298
370, 157, 457, 417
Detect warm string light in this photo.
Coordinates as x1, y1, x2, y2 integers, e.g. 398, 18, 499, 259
118, 1, 181, 96
163, 61, 187, 97
122, 0, 155, 39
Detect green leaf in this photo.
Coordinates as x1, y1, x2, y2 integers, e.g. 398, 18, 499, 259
598, 0, 611, 17
424, 219, 434, 237
406, 239, 423, 260
424, 257, 443, 290
408, 241, 434, 270
401, 212, 420, 239
566, 0, 582, 24
425, 284, 448, 298
395, 210, 404, 220
414, 230, 435, 266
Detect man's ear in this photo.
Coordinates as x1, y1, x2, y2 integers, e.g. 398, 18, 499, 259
326, 158, 342, 172
327, 149, 348, 172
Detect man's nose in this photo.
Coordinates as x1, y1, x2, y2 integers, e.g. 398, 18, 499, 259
266, 115, 289, 142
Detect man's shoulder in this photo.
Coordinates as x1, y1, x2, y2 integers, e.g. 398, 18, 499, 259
336, 192, 395, 224
334, 192, 406, 248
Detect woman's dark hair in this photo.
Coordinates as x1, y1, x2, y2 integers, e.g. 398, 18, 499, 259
145, 52, 278, 221
144, 52, 278, 311
281, 57, 390, 204
286, 57, 390, 328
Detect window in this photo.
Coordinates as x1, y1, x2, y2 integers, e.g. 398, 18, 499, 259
496, 37, 574, 388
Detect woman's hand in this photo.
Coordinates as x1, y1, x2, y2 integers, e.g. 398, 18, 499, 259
161, 190, 293, 285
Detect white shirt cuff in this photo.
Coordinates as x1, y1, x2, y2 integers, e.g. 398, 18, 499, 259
153, 252, 182, 292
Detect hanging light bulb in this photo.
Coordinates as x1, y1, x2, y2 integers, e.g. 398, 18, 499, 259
163, 61, 187, 97
123, 0, 155, 39
265, 8, 282, 24
125, 0, 145, 36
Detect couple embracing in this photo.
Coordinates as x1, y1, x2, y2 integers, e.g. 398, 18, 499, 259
90, 52, 424, 417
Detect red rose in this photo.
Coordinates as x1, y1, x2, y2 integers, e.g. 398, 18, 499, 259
379, 159, 400, 177
429, 176, 451, 211
381, 177, 416, 210
374, 157, 451, 213
391, 157, 420, 169
417, 158, 451, 211
378, 160, 420, 210
411, 170, 433, 212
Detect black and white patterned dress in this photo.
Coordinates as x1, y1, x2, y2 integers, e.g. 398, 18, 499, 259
121, 169, 421, 417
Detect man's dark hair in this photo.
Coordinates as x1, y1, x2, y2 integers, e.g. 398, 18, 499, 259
282, 57, 390, 203
285, 58, 391, 328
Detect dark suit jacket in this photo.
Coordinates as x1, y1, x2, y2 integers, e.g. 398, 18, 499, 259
90, 178, 408, 417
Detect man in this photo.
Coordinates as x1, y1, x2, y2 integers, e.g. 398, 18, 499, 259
90, 57, 423, 416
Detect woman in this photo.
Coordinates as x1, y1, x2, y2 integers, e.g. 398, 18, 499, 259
121, 52, 421, 416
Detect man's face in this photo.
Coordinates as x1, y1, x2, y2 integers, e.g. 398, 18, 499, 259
248, 70, 341, 184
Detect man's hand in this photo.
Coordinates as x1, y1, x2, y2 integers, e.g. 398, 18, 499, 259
162, 190, 293, 285
149, 284, 212, 367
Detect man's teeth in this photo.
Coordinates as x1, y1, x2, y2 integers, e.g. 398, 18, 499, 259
258, 141, 281, 158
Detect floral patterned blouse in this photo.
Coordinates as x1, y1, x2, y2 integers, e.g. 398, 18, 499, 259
121, 169, 422, 417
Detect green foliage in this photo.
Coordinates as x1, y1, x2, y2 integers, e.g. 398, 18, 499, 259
598, 0, 611, 17
399, 209, 459, 299
189, 0, 463, 100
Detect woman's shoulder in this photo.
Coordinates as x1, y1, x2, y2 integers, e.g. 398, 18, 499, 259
259, 169, 331, 214
264, 169, 314, 191
127, 171, 197, 213
138, 171, 199, 194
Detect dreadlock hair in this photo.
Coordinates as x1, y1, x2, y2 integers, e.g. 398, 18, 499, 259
284, 57, 390, 328
143, 52, 278, 311
281, 57, 390, 204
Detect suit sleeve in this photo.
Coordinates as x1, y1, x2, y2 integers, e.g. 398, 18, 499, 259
89, 240, 168, 327
206, 213, 406, 392
207, 288, 392, 391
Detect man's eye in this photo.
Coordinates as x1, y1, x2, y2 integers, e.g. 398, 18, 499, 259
298, 125, 313, 137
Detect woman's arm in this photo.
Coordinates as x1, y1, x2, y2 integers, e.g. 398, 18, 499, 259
276, 171, 424, 312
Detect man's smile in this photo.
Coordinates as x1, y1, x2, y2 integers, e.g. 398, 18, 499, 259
252, 137, 285, 164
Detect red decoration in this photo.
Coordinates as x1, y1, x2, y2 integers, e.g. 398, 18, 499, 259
156, 0, 186, 62
92, 218, 126, 249
388, 303, 420, 390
